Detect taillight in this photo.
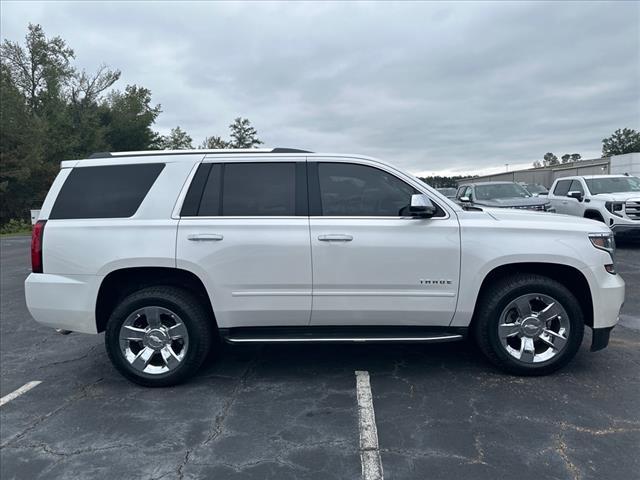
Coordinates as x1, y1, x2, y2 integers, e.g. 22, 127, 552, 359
31, 220, 46, 273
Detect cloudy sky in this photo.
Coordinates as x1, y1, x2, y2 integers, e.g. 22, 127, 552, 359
2, 1, 639, 176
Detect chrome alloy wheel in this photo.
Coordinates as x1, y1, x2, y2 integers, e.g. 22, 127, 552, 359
498, 293, 570, 363
119, 306, 189, 375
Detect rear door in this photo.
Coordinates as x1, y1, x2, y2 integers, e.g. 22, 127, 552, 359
176, 157, 312, 328
308, 158, 461, 326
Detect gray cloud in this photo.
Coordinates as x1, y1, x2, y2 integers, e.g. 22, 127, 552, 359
2, 1, 638, 175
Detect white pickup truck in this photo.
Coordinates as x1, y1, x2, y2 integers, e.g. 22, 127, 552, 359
547, 175, 640, 236
25, 149, 625, 386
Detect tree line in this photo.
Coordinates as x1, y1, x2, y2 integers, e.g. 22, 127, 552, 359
418, 175, 476, 189
532, 128, 640, 168
0, 24, 263, 225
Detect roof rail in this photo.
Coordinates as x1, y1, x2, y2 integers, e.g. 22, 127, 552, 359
87, 147, 312, 159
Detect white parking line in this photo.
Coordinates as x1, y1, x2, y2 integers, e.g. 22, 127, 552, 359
0, 381, 42, 407
355, 370, 384, 480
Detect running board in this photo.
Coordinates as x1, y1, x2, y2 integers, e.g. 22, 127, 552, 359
220, 326, 466, 345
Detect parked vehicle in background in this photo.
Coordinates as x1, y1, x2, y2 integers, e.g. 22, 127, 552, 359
523, 183, 549, 197
548, 175, 640, 236
436, 187, 457, 200
456, 181, 554, 211
25, 149, 623, 386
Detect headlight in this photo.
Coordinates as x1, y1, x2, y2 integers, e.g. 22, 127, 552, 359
589, 232, 616, 274
589, 232, 615, 253
604, 201, 624, 217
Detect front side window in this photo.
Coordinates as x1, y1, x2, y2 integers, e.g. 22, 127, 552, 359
317, 163, 417, 216
553, 180, 572, 196
569, 180, 584, 194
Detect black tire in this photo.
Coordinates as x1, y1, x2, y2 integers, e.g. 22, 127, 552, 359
474, 274, 584, 376
105, 286, 213, 387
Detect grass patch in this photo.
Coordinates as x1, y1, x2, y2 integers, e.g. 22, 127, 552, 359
1, 219, 32, 237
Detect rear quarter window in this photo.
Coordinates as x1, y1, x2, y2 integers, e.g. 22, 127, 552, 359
49, 163, 165, 219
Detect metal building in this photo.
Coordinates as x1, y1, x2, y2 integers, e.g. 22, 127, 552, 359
458, 153, 639, 188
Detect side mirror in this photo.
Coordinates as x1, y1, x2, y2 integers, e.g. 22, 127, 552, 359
459, 196, 471, 203
409, 194, 436, 218
567, 191, 583, 202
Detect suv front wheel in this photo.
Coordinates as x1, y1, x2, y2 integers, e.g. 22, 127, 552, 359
474, 274, 585, 375
105, 286, 213, 387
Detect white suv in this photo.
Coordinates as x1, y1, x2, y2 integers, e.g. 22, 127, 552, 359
25, 149, 625, 386
548, 175, 640, 236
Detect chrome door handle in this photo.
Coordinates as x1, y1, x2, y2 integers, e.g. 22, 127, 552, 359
318, 234, 353, 242
188, 234, 223, 242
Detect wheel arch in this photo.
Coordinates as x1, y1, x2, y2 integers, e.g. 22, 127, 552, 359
470, 262, 594, 328
584, 209, 605, 222
96, 267, 216, 333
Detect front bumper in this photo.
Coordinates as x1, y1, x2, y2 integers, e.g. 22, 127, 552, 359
610, 223, 640, 237
591, 326, 614, 352
582, 261, 625, 331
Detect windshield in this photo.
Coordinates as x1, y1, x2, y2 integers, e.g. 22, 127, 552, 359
437, 188, 457, 197
475, 183, 531, 200
585, 176, 640, 194
525, 184, 548, 194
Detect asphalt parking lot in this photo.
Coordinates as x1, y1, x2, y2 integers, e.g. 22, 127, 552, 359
1, 235, 639, 480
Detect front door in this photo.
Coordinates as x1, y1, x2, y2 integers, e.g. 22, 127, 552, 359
564, 179, 587, 216
308, 160, 461, 326
177, 158, 312, 328
550, 179, 572, 214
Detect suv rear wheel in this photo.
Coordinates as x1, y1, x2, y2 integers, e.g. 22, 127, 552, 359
474, 274, 584, 375
105, 286, 213, 387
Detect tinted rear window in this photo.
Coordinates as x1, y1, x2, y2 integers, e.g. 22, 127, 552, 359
50, 163, 164, 219
223, 163, 296, 216
182, 162, 306, 216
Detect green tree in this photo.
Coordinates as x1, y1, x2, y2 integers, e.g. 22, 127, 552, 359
103, 85, 162, 151
602, 128, 640, 157
156, 126, 193, 150
543, 152, 559, 167
1, 23, 75, 113
0, 65, 46, 221
0, 24, 162, 224
570, 153, 581, 162
561, 154, 571, 163
418, 175, 475, 188
199, 135, 230, 149
229, 117, 263, 148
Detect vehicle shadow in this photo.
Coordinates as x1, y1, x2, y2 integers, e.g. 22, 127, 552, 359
616, 235, 640, 248
196, 340, 504, 383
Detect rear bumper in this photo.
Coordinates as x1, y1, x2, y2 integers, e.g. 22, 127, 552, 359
25, 273, 101, 334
